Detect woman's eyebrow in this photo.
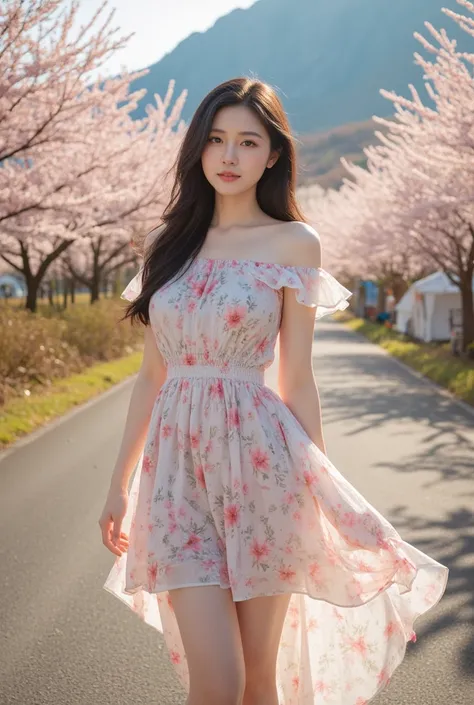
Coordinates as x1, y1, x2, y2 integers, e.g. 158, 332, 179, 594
210, 128, 264, 139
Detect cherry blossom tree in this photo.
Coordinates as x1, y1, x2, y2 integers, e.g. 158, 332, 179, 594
299, 169, 427, 305
0, 0, 186, 311
0, 0, 132, 211
304, 0, 474, 350
59, 83, 186, 304
371, 0, 474, 348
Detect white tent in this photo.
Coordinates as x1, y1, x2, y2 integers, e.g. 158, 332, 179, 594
394, 287, 414, 338
395, 271, 473, 342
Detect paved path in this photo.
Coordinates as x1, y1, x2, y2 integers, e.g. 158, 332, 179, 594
0, 320, 473, 705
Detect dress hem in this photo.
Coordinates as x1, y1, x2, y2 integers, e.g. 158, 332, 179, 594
109, 557, 448, 612
363, 563, 449, 705
103, 566, 449, 704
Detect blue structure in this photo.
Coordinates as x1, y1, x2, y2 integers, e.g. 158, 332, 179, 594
362, 280, 378, 307
0, 273, 26, 298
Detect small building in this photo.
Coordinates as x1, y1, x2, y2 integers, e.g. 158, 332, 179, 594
395, 271, 473, 342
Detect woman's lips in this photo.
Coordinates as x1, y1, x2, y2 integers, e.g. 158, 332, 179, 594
218, 174, 240, 182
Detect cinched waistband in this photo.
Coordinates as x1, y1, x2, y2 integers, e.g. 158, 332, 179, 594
166, 364, 265, 384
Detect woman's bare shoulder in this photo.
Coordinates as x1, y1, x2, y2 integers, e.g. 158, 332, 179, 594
277, 221, 322, 269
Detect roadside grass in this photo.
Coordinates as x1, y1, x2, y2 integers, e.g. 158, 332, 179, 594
334, 311, 474, 407
2, 305, 472, 450
0, 350, 143, 449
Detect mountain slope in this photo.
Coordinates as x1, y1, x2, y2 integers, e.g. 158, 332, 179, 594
296, 119, 388, 189
130, 0, 469, 134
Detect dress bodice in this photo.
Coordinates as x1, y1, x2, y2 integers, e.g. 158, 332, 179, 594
122, 257, 352, 371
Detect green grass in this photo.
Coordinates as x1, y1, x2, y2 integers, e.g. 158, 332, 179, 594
0, 350, 143, 449
334, 312, 474, 407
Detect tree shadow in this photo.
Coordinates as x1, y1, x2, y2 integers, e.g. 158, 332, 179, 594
312, 323, 474, 682
387, 504, 474, 679
313, 323, 474, 487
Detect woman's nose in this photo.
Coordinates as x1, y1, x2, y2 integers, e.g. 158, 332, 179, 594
222, 144, 238, 164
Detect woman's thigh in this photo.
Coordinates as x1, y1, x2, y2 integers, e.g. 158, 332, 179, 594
236, 593, 291, 697
168, 585, 246, 705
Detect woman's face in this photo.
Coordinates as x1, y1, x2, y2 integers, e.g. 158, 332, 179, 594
201, 104, 279, 196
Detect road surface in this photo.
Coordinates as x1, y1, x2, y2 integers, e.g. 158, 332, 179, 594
0, 320, 473, 704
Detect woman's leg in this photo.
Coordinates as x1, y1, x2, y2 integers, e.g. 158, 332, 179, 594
236, 594, 291, 705
168, 585, 246, 705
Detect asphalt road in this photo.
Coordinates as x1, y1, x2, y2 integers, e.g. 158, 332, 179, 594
1, 320, 473, 705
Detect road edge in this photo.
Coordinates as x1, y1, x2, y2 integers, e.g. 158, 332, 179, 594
0, 374, 137, 461
346, 325, 474, 421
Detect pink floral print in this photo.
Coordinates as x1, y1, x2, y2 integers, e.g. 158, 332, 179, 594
104, 256, 448, 705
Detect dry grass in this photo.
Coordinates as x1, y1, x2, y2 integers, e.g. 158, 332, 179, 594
0, 297, 142, 406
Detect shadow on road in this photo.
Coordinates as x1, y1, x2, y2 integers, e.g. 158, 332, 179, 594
314, 324, 474, 488
389, 504, 474, 680
313, 323, 474, 681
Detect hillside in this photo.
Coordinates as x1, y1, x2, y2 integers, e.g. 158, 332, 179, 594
296, 119, 391, 189
129, 0, 469, 135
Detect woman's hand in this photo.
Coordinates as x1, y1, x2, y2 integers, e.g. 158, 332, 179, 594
99, 490, 130, 557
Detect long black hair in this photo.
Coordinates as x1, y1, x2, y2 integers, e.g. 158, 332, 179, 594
124, 76, 307, 326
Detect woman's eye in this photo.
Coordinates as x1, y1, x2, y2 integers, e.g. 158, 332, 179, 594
207, 137, 256, 147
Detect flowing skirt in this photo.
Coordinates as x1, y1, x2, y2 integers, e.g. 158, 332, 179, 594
104, 371, 448, 704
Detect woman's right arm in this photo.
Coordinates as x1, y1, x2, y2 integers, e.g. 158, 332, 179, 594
108, 222, 167, 492
99, 226, 166, 555
99, 326, 167, 556
108, 325, 167, 494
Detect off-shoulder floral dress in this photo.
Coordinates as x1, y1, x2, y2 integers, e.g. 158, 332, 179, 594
104, 256, 448, 705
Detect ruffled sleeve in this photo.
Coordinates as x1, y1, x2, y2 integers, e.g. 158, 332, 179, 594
251, 263, 352, 320
121, 268, 143, 302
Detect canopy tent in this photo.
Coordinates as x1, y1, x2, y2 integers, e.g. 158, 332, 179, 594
394, 287, 414, 337
394, 271, 473, 342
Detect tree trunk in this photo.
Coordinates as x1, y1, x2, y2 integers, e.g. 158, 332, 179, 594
356, 280, 366, 318
90, 278, 100, 304
25, 277, 39, 313
70, 278, 76, 304
460, 281, 474, 352
391, 274, 408, 303
20, 239, 74, 313
90, 252, 101, 304
376, 283, 386, 315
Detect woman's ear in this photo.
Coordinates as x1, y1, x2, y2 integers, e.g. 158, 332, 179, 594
267, 147, 282, 169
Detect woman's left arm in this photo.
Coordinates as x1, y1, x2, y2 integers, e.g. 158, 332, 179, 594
278, 226, 326, 455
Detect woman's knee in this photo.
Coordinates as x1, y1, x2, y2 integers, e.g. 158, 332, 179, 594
243, 667, 277, 704
189, 660, 246, 705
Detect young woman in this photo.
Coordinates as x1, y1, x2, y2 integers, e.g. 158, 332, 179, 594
99, 77, 448, 705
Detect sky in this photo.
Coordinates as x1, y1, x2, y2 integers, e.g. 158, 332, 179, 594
73, 0, 259, 76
